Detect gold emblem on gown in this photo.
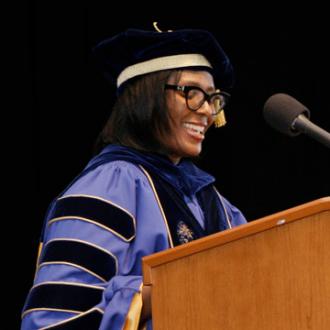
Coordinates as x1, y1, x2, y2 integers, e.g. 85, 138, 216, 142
177, 221, 195, 244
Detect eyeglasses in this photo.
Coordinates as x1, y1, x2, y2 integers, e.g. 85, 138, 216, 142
165, 84, 230, 115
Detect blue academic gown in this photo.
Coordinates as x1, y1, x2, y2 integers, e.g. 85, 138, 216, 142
22, 145, 246, 329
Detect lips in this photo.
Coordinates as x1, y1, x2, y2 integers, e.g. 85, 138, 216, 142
182, 122, 207, 141
182, 122, 206, 135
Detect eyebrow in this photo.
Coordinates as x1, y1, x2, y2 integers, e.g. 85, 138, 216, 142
179, 81, 216, 93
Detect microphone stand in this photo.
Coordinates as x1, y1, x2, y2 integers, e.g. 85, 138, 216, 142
292, 115, 330, 148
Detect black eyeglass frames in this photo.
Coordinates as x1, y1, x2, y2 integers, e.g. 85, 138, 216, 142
165, 84, 230, 115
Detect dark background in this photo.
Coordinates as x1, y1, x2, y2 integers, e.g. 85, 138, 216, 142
20, 2, 329, 325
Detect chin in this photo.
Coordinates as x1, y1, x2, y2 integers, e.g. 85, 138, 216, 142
183, 146, 202, 158
168, 141, 203, 160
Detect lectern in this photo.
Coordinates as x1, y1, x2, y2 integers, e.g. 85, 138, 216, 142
142, 197, 330, 329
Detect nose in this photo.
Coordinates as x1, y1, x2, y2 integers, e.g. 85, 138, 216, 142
196, 100, 215, 122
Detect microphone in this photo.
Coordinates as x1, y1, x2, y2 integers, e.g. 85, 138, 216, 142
263, 93, 330, 148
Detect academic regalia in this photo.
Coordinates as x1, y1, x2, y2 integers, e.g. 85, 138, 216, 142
22, 145, 246, 329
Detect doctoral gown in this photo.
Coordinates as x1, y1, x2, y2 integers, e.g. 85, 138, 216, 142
22, 145, 246, 329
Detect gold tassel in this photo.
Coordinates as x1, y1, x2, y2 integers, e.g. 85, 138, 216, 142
214, 88, 227, 128
214, 109, 226, 128
153, 22, 173, 32
153, 22, 162, 32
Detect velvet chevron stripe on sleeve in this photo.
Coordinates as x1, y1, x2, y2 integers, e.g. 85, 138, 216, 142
49, 195, 135, 241
40, 239, 117, 282
23, 282, 104, 313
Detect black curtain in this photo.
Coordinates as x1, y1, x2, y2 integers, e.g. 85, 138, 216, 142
20, 2, 329, 326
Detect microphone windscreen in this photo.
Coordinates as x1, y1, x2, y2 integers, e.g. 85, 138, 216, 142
263, 93, 310, 136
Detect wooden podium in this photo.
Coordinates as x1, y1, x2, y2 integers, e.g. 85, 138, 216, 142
142, 197, 330, 329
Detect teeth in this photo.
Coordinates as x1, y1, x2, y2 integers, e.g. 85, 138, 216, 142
183, 123, 204, 135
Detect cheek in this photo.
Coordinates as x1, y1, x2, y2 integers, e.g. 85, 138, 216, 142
168, 100, 186, 126
207, 117, 215, 129
166, 92, 178, 111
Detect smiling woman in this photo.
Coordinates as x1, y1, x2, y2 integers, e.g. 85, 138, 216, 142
165, 70, 217, 163
22, 27, 247, 330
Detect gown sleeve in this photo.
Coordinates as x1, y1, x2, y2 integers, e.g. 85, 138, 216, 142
221, 195, 247, 227
21, 161, 169, 330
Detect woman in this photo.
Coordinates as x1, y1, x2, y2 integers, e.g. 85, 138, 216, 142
22, 27, 246, 329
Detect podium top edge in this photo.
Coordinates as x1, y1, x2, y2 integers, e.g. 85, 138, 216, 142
142, 197, 330, 284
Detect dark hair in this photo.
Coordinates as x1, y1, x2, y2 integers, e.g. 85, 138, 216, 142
94, 69, 179, 155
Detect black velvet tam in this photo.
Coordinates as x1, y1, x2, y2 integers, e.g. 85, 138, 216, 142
92, 28, 234, 90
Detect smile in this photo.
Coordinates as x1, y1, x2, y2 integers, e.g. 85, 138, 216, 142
183, 122, 205, 135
